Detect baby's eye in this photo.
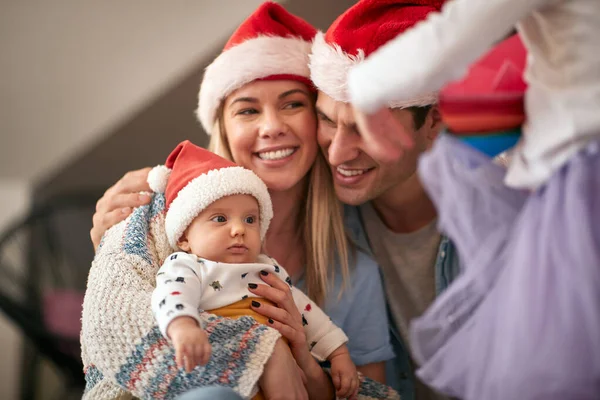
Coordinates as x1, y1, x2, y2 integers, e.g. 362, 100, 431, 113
245, 216, 256, 224
211, 215, 227, 223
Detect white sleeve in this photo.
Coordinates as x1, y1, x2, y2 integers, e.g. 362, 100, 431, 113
348, 0, 549, 113
151, 252, 204, 338
291, 286, 348, 361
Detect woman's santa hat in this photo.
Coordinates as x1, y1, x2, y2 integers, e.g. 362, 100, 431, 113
310, 0, 444, 107
148, 141, 273, 249
196, 1, 316, 134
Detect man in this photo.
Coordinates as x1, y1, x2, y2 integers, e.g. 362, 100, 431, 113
309, 1, 459, 399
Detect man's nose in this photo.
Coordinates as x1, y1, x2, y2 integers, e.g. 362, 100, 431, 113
327, 129, 360, 167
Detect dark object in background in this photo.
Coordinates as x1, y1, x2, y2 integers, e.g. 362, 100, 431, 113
0, 192, 100, 400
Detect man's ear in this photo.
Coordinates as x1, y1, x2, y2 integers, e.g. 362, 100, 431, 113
426, 105, 444, 141
177, 232, 191, 252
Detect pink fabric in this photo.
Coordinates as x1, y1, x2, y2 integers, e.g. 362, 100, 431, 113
43, 290, 84, 340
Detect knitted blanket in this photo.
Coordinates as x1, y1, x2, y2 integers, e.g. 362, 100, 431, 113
81, 192, 400, 400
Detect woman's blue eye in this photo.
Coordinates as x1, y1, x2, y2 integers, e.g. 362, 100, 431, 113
245, 216, 256, 224
212, 216, 227, 223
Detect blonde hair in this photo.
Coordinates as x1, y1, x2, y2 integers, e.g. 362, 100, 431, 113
208, 104, 351, 306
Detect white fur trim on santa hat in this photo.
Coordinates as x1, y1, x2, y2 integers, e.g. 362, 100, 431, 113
148, 165, 171, 194
310, 32, 437, 108
197, 35, 312, 134
165, 166, 273, 248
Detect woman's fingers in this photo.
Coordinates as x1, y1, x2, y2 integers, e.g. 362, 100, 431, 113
250, 300, 293, 326
97, 192, 151, 214
251, 299, 307, 348
91, 167, 153, 250
96, 168, 152, 212
263, 316, 304, 344
258, 270, 292, 291
249, 272, 294, 307
90, 205, 136, 250
113, 167, 153, 195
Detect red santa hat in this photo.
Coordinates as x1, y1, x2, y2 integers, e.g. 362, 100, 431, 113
310, 0, 444, 107
147, 141, 273, 249
196, 2, 317, 134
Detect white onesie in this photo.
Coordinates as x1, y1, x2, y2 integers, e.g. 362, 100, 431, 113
151, 252, 348, 361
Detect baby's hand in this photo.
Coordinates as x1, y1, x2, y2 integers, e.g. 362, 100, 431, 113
329, 346, 359, 399
167, 317, 212, 372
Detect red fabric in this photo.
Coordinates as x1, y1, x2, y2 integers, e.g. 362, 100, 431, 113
325, 0, 445, 57
165, 140, 237, 210
439, 34, 528, 133
225, 1, 316, 50
441, 34, 527, 97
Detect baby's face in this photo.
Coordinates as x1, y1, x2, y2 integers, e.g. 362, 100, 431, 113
177, 194, 261, 263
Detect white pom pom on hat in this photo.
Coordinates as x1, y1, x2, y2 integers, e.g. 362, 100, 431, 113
147, 165, 171, 194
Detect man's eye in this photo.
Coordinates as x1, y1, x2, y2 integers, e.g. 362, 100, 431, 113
238, 108, 258, 115
284, 101, 304, 109
211, 216, 227, 223
245, 216, 256, 224
317, 113, 335, 126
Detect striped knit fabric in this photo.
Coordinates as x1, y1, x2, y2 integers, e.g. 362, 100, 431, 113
80, 192, 399, 400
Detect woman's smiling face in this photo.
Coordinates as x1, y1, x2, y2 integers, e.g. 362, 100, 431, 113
222, 79, 318, 192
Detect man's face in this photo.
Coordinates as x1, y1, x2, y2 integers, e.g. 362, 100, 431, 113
316, 92, 439, 205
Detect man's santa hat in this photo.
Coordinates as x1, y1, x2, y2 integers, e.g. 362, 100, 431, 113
147, 141, 273, 249
196, 2, 316, 134
310, 0, 444, 107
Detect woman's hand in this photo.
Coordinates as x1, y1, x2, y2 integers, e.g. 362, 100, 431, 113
249, 271, 335, 400
91, 167, 153, 250
260, 338, 308, 400
248, 271, 309, 361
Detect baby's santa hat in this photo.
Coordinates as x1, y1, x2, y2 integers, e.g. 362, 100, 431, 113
196, 1, 317, 134
310, 0, 444, 107
148, 141, 273, 249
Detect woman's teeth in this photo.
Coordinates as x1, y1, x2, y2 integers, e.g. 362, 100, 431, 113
337, 167, 369, 177
258, 148, 296, 160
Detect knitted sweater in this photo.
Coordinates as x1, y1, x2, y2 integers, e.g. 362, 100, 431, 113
80, 192, 400, 400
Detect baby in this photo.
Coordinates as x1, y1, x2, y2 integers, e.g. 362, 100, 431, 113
149, 140, 358, 399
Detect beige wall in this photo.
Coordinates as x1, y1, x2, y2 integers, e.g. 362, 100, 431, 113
0, 0, 265, 183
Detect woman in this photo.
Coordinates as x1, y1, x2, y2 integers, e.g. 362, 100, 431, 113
84, 2, 394, 399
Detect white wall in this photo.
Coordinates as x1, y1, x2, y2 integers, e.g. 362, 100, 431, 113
0, 180, 31, 400
0, 0, 266, 183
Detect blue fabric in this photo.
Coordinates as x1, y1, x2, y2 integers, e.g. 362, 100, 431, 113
457, 129, 521, 158
296, 250, 396, 366
344, 204, 461, 400
176, 386, 242, 400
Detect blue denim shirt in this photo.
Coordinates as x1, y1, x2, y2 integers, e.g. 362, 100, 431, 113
344, 204, 461, 400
